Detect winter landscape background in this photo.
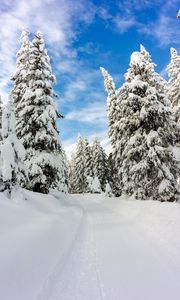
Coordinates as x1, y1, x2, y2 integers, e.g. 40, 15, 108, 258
0, 0, 179, 157
0, 0, 180, 299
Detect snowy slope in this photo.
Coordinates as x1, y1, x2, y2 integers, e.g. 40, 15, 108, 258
0, 190, 83, 300
0, 191, 180, 300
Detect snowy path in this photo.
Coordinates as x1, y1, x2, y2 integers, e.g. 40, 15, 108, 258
38, 194, 180, 300
1, 192, 180, 300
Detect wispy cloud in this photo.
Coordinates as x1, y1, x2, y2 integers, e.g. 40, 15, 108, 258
0, 0, 96, 101
60, 69, 106, 114
114, 16, 136, 33
139, 15, 180, 46
66, 102, 107, 124
98, 5, 137, 33
118, 0, 163, 11
98, 0, 179, 47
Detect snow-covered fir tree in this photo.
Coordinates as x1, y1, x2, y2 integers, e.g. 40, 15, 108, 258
108, 152, 119, 196
61, 149, 69, 193
100, 67, 121, 195
84, 138, 94, 178
69, 153, 77, 193
1, 100, 26, 191
11, 29, 30, 118
167, 48, 180, 125
92, 138, 110, 192
114, 45, 179, 201
15, 31, 66, 193
100, 68, 118, 140
71, 135, 88, 193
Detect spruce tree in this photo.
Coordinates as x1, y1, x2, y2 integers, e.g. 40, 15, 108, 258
100, 67, 121, 148
108, 153, 119, 196
92, 138, 110, 192
69, 153, 77, 193
167, 48, 180, 125
16, 31, 66, 193
72, 136, 88, 193
100, 67, 122, 195
1, 100, 26, 191
11, 29, 30, 118
117, 46, 178, 201
84, 138, 94, 177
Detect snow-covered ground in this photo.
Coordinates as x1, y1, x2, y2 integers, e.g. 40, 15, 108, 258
0, 190, 180, 300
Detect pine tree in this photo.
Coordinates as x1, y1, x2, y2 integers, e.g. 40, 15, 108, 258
167, 48, 180, 125
61, 149, 69, 193
117, 46, 178, 201
72, 135, 88, 193
100, 67, 122, 195
69, 153, 77, 193
16, 31, 66, 193
84, 138, 94, 177
108, 153, 119, 196
92, 138, 110, 192
11, 29, 30, 118
1, 100, 26, 191
100, 67, 120, 146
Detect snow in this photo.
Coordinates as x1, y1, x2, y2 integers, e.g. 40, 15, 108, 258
90, 176, 102, 193
105, 182, 112, 196
1, 191, 180, 300
1, 100, 26, 187
0, 190, 82, 300
130, 51, 143, 66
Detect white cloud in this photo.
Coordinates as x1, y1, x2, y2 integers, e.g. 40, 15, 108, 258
118, 0, 163, 11
0, 0, 96, 101
63, 79, 87, 102
66, 102, 107, 124
61, 69, 105, 106
114, 16, 136, 33
140, 15, 180, 46
97, 4, 137, 34
98, 7, 112, 20
98, 0, 179, 47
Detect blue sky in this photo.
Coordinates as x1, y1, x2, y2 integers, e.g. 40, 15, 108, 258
0, 0, 179, 157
